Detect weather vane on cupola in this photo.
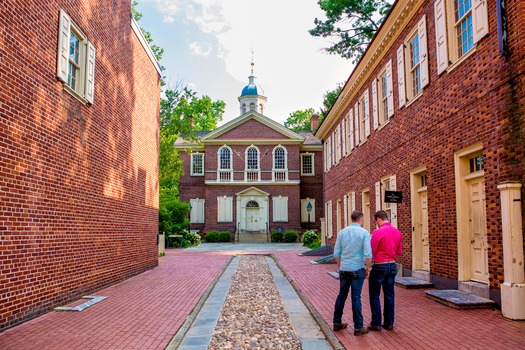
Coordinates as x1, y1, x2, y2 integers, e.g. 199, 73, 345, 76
250, 48, 255, 75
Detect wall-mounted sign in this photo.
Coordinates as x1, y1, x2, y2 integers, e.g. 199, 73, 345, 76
384, 191, 403, 204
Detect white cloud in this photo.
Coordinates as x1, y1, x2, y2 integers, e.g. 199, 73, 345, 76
188, 41, 212, 56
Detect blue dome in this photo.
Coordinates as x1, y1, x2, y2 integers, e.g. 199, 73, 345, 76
240, 75, 264, 97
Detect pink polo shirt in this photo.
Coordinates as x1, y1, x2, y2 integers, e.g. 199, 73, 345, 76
371, 222, 402, 263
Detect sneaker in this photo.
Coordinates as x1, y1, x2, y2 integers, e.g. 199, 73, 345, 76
354, 327, 370, 336
333, 323, 348, 331
368, 324, 382, 331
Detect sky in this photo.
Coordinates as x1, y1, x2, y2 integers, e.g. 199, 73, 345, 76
136, 0, 354, 126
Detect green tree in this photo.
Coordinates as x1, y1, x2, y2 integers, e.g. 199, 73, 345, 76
320, 83, 344, 118
284, 108, 317, 131
310, 0, 392, 62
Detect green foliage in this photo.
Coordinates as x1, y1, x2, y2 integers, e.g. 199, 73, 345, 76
284, 108, 317, 131
183, 230, 201, 246
159, 193, 189, 236
284, 230, 298, 243
307, 240, 322, 249
271, 230, 283, 242
310, 0, 393, 62
321, 83, 344, 118
301, 230, 320, 246
205, 231, 231, 243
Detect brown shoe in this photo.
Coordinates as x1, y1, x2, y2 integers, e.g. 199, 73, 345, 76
368, 325, 382, 331
333, 323, 348, 331
354, 327, 370, 336
382, 324, 394, 331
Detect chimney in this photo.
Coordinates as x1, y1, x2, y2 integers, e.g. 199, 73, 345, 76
310, 114, 320, 131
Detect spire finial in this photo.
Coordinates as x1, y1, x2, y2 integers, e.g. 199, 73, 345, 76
250, 48, 255, 75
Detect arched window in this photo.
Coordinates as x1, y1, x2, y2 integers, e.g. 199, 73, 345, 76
247, 147, 259, 169
242, 104, 247, 114
249, 102, 255, 111
274, 147, 286, 170
219, 146, 231, 170
246, 200, 259, 208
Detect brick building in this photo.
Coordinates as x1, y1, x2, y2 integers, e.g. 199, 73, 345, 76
176, 72, 323, 242
0, 1, 161, 330
316, 0, 524, 318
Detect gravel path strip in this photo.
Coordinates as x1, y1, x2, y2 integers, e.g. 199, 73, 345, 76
208, 255, 302, 349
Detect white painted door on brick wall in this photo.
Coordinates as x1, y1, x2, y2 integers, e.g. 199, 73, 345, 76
420, 190, 430, 271
468, 177, 489, 282
246, 208, 260, 231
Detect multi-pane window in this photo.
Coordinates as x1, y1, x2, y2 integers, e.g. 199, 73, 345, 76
274, 147, 286, 169
57, 10, 96, 103
454, 0, 473, 58
421, 174, 428, 187
219, 147, 231, 170
247, 147, 259, 169
409, 33, 422, 98
301, 154, 314, 176
191, 153, 204, 176
469, 154, 484, 173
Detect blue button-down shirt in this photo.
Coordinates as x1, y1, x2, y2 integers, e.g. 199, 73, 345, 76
333, 223, 372, 272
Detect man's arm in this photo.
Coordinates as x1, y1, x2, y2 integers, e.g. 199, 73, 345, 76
396, 231, 403, 256
364, 232, 372, 277
334, 231, 342, 270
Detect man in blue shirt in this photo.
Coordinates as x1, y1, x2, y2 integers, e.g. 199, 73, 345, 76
333, 210, 372, 336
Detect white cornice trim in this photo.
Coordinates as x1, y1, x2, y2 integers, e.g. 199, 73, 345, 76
131, 18, 162, 75
316, 0, 424, 138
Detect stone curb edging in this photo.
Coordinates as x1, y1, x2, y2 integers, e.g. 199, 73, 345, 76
272, 255, 346, 350
165, 255, 235, 350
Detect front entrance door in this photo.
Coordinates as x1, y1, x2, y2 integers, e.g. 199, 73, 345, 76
420, 190, 430, 271
468, 177, 489, 282
246, 208, 260, 231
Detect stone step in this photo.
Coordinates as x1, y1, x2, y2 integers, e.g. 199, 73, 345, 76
298, 244, 333, 257
309, 254, 336, 265
237, 232, 269, 243
395, 277, 434, 289
425, 289, 497, 310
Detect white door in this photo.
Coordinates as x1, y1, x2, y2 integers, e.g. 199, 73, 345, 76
468, 178, 488, 282
246, 208, 260, 231
420, 191, 430, 271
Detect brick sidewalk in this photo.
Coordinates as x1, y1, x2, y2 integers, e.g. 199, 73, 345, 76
0, 250, 230, 350
274, 251, 525, 350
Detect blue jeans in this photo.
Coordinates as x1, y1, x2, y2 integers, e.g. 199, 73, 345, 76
369, 263, 397, 327
333, 268, 365, 330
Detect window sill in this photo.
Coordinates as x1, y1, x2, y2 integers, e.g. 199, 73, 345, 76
405, 91, 424, 108
377, 120, 391, 131
63, 84, 89, 105
445, 47, 477, 75
190, 174, 205, 177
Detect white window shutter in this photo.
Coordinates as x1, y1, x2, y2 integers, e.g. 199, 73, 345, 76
397, 45, 406, 108
473, 0, 489, 43
386, 60, 394, 118
190, 199, 205, 223
390, 175, 398, 227
343, 195, 348, 227
354, 105, 359, 144
85, 41, 96, 104
349, 110, 354, 150
57, 10, 71, 82
372, 78, 378, 130
364, 90, 370, 137
375, 181, 381, 211
418, 15, 429, 88
341, 119, 346, 156
434, 0, 449, 75
217, 197, 233, 222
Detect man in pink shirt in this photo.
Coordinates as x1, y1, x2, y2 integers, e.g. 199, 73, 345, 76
368, 210, 402, 331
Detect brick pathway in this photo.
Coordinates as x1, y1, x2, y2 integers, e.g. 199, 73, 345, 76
1, 246, 524, 350
0, 250, 230, 350
274, 251, 525, 350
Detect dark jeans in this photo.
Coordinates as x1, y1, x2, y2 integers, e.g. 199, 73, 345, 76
333, 268, 366, 330
369, 263, 397, 327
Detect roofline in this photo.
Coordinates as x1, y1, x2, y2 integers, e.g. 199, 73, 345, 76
131, 17, 162, 76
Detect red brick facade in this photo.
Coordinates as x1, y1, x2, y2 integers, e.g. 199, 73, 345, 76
0, 1, 161, 330
177, 114, 323, 236
317, 0, 525, 305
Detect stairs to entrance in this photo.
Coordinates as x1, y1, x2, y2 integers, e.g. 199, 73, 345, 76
237, 231, 269, 243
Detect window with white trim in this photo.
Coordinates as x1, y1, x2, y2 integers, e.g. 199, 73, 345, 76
358, 91, 369, 143
301, 153, 314, 176
190, 199, 205, 223
272, 196, 288, 222
245, 146, 260, 181
218, 146, 232, 182
377, 175, 398, 227
273, 146, 287, 181
434, 0, 488, 74
191, 153, 204, 176
408, 30, 423, 99
57, 10, 95, 104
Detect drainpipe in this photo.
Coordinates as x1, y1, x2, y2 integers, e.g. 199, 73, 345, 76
498, 181, 525, 320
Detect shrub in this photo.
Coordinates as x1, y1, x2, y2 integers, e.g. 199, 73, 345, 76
205, 231, 219, 242
284, 230, 298, 243
307, 240, 322, 250
182, 230, 201, 246
158, 190, 189, 236
271, 230, 283, 242
218, 231, 231, 242
301, 230, 319, 246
